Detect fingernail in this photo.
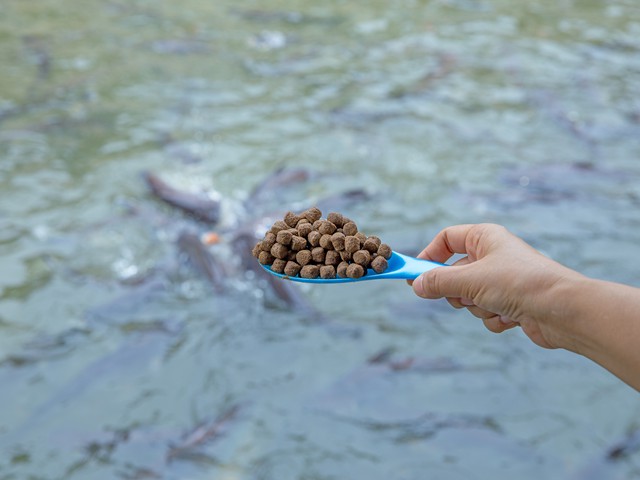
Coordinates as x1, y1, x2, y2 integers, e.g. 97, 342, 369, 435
460, 298, 474, 306
412, 274, 425, 297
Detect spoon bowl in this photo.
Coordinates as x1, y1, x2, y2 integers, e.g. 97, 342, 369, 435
261, 251, 446, 284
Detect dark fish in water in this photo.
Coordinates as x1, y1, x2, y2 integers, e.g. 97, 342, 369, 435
608, 428, 640, 460
166, 404, 241, 463
246, 166, 315, 205
143, 171, 221, 224
177, 231, 226, 293
0, 327, 90, 367
570, 427, 640, 480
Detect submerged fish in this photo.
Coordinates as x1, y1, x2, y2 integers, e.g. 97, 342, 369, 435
143, 172, 221, 224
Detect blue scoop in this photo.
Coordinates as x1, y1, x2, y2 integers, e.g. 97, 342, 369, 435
260, 251, 446, 284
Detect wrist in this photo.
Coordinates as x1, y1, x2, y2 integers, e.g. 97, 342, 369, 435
543, 274, 599, 354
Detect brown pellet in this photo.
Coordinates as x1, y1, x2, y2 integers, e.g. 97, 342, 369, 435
284, 261, 302, 277
269, 220, 289, 234
363, 236, 381, 254
319, 234, 334, 250
353, 249, 372, 268
251, 243, 261, 258
297, 222, 313, 238
371, 255, 388, 273
270, 243, 289, 259
340, 250, 352, 262
284, 211, 301, 228
337, 261, 349, 278
325, 250, 341, 266
346, 263, 365, 279
377, 243, 392, 259
303, 207, 322, 223
287, 250, 298, 261
312, 220, 323, 230
261, 232, 276, 251
327, 212, 346, 228
258, 251, 275, 265
342, 221, 358, 236
296, 249, 312, 266
320, 265, 336, 279
271, 258, 287, 273
311, 247, 326, 263
276, 230, 293, 246
317, 220, 337, 235
355, 232, 367, 243
331, 232, 345, 251
290, 235, 307, 251
308, 230, 321, 247
345, 236, 360, 254
300, 265, 320, 279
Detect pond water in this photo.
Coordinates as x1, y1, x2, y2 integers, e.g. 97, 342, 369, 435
1, 0, 640, 478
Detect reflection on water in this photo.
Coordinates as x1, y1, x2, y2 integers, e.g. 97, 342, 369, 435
1, 0, 640, 478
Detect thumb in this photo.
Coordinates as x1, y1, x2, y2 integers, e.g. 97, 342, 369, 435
412, 264, 476, 300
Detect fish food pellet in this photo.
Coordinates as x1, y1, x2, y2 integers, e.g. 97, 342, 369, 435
371, 255, 388, 273
311, 246, 325, 264
258, 251, 275, 265
317, 220, 336, 235
269, 220, 289, 234
284, 261, 302, 277
363, 236, 381, 254
325, 250, 341, 266
337, 261, 349, 278
345, 236, 360, 254
300, 265, 320, 279
327, 212, 345, 228
331, 232, 345, 251
291, 235, 307, 251
308, 230, 322, 247
319, 234, 334, 250
377, 243, 392, 259
297, 222, 313, 238
271, 243, 289, 259
276, 230, 293, 246
303, 207, 322, 223
261, 232, 277, 251
353, 249, 372, 268
254, 207, 392, 279
346, 263, 365, 279
284, 211, 301, 228
296, 249, 312, 266
342, 221, 358, 236
271, 258, 287, 273
320, 265, 336, 279
340, 250, 352, 262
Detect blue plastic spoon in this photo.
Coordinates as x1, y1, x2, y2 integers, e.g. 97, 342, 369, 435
261, 251, 446, 284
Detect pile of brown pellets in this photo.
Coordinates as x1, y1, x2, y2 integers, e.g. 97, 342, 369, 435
252, 207, 392, 279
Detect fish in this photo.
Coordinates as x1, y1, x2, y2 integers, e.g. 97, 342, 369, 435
176, 231, 226, 293
143, 171, 221, 224
166, 404, 241, 463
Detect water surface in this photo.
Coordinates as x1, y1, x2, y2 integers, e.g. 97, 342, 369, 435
1, 0, 640, 478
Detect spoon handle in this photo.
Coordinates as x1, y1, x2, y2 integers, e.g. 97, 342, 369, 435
391, 253, 447, 280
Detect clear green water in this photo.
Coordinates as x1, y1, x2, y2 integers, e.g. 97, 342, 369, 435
1, 1, 640, 478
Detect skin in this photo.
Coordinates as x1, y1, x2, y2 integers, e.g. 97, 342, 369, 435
409, 223, 640, 392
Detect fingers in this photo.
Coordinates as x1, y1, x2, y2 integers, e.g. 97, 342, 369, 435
482, 315, 519, 333
416, 224, 478, 263
412, 262, 480, 300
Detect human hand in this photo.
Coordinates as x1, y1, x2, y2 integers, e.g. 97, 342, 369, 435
410, 224, 583, 350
